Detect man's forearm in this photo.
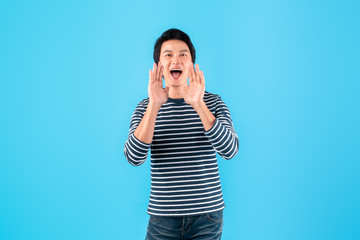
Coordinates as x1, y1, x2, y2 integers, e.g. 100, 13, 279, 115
134, 103, 162, 144
192, 100, 216, 131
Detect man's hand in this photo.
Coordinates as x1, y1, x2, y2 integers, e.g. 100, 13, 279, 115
148, 62, 169, 107
184, 64, 205, 107
184, 64, 215, 131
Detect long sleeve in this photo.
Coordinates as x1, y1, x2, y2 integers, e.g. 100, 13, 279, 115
204, 95, 239, 160
124, 99, 151, 166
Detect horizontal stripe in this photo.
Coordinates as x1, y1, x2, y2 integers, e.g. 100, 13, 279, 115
147, 201, 224, 212
147, 206, 225, 217
150, 153, 216, 161
151, 176, 219, 185
151, 162, 217, 170
151, 180, 220, 189
150, 188, 222, 198
150, 172, 219, 179
149, 198, 223, 207
150, 184, 220, 193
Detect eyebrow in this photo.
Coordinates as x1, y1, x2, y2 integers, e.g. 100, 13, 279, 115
162, 49, 189, 53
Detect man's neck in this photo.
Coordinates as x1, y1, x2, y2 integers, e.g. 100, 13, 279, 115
168, 87, 186, 99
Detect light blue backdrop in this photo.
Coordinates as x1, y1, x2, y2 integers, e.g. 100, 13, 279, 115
0, 0, 359, 239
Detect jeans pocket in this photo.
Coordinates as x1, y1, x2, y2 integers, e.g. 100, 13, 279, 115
149, 215, 160, 223
206, 210, 223, 223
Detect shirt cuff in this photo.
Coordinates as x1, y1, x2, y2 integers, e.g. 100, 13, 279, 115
204, 118, 221, 137
130, 133, 151, 150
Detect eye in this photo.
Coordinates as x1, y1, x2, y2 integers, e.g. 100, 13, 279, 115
181, 54, 186, 57
165, 54, 171, 57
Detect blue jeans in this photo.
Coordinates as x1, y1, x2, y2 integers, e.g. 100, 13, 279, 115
145, 210, 223, 240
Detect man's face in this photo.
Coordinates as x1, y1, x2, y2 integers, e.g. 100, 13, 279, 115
159, 39, 192, 88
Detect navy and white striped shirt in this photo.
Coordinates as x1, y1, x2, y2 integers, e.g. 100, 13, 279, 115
124, 91, 239, 216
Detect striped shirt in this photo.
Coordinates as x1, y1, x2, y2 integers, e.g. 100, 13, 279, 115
124, 91, 239, 216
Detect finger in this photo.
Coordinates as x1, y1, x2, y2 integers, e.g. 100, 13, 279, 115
156, 62, 163, 82
188, 65, 193, 83
201, 70, 205, 85
152, 63, 157, 82
192, 65, 197, 83
155, 62, 160, 81
198, 69, 202, 84
155, 62, 160, 75
191, 66, 196, 82
149, 69, 153, 83
195, 64, 201, 83
190, 64, 196, 83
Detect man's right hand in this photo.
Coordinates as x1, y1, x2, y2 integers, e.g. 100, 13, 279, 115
148, 62, 169, 107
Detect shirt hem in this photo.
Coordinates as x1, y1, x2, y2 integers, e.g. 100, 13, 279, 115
147, 205, 226, 217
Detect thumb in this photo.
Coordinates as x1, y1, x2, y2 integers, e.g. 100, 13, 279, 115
164, 86, 170, 94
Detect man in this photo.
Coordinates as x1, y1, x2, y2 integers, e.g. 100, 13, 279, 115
124, 28, 239, 240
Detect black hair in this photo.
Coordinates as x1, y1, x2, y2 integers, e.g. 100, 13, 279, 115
153, 28, 196, 64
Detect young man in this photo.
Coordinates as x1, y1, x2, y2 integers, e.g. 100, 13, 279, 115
124, 28, 239, 240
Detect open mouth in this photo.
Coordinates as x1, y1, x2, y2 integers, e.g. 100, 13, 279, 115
170, 69, 182, 80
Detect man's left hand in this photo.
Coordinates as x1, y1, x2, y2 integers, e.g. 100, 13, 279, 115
184, 64, 205, 107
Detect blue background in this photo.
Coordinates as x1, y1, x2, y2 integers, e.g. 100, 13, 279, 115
0, 0, 359, 239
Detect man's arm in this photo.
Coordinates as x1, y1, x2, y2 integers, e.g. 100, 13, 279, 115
124, 62, 169, 166
192, 100, 216, 131
133, 102, 162, 144
185, 64, 239, 160
135, 62, 169, 143
193, 96, 239, 160
203, 95, 239, 160
124, 100, 152, 166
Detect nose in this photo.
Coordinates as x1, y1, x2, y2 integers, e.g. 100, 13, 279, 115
171, 56, 182, 66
